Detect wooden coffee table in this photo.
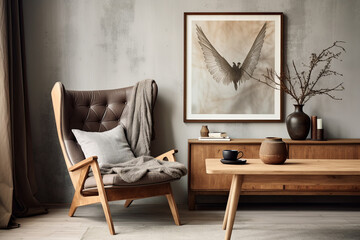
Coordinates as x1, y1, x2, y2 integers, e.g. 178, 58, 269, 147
205, 158, 360, 240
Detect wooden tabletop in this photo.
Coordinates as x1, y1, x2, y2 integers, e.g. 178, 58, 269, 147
206, 159, 360, 175
189, 138, 360, 144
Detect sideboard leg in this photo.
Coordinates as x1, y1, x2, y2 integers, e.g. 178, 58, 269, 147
188, 191, 196, 210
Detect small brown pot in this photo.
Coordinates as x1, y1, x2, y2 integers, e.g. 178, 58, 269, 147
259, 137, 287, 164
200, 125, 209, 137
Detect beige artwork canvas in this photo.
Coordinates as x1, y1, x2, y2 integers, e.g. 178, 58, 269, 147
192, 20, 274, 114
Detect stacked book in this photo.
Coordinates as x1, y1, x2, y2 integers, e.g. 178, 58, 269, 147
198, 132, 230, 141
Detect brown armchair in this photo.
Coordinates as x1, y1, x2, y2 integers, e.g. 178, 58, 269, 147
51, 81, 181, 235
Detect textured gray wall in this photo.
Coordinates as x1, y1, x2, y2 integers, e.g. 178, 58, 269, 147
22, 0, 360, 204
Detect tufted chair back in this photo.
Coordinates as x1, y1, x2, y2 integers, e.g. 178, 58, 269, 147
51, 82, 158, 166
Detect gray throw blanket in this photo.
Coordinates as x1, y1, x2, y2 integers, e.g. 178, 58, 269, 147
100, 156, 187, 183
99, 79, 187, 183
125, 79, 154, 157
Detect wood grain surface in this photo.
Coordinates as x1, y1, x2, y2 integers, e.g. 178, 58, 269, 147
206, 158, 360, 175
188, 139, 360, 210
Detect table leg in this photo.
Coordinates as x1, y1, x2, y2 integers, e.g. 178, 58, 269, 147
224, 175, 243, 240
222, 175, 236, 230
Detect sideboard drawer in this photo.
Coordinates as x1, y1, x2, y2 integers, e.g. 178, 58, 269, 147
190, 143, 260, 190
289, 144, 360, 159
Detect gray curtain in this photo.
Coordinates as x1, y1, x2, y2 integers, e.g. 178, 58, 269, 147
0, 0, 46, 228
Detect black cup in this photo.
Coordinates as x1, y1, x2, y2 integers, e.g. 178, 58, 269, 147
222, 150, 244, 160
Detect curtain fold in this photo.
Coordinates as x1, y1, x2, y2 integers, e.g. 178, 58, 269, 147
8, 0, 47, 218
1, 0, 46, 228
0, 0, 13, 229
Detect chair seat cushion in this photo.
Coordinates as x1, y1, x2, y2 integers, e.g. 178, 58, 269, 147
83, 172, 179, 190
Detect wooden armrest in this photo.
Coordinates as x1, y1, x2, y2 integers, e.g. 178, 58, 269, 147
156, 149, 178, 162
68, 156, 98, 172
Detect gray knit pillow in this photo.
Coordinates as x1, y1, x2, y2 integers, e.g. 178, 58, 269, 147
72, 125, 135, 168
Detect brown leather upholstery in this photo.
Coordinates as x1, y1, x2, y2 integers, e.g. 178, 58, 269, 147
58, 82, 158, 165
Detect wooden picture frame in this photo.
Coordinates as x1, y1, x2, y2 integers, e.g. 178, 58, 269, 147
184, 12, 283, 122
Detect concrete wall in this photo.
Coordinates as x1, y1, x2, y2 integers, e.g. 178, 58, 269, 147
22, 0, 360, 204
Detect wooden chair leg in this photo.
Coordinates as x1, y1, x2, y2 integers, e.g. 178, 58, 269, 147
92, 162, 115, 235
99, 197, 115, 235
68, 165, 90, 217
124, 199, 133, 208
166, 184, 181, 226
68, 198, 78, 217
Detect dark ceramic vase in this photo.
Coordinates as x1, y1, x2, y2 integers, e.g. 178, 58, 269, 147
286, 105, 310, 140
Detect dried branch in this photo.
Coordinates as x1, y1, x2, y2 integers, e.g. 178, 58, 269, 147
250, 41, 345, 105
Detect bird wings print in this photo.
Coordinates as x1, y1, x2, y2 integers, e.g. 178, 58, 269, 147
196, 23, 267, 90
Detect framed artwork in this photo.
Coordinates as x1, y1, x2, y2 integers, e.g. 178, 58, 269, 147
184, 12, 283, 122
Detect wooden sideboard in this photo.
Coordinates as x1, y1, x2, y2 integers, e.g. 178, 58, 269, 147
188, 139, 360, 210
